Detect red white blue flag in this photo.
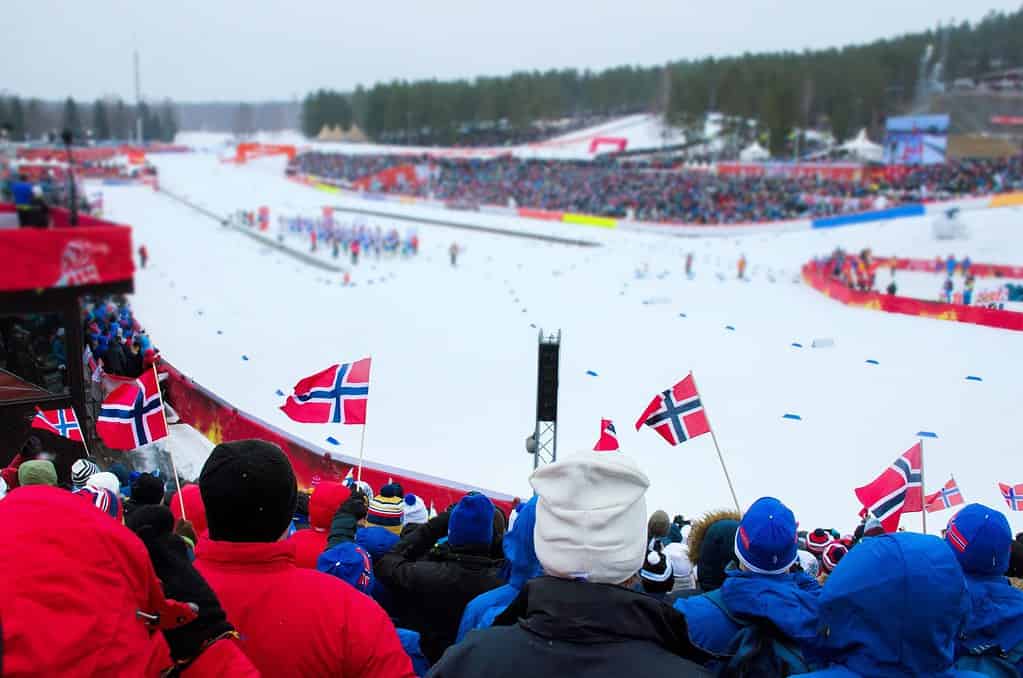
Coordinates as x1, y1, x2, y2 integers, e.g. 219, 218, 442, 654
96, 369, 168, 450
635, 374, 710, 446
280, 358, 371, 425
31, 407, 84, 442
999, 482, 1023, 511
593, 418, 619, 451
854, 442, 923, 532
925, 477, 964, 513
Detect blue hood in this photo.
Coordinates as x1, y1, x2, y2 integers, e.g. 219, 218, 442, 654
503, 495, 542, 589
815, 533, 970, 677
961, 574, 1023, 655
356, 525, 399, 561
720, 569, 820, 646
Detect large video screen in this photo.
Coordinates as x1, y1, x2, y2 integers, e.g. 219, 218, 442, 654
884, 114, 950, 165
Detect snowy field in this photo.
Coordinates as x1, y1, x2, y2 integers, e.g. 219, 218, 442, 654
99, 152, 1023, 535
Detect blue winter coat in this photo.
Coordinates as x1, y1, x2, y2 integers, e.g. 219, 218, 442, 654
799, 532, 983, 678
357, 526, 399, 611
958, 573, 1023, 669
10, 181, 33, 207
456, 495, 541, 642
674, 568, 820, 658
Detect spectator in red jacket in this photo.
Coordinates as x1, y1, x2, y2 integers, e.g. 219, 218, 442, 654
0, 486, 258, 676
194, 439, 415, 677
288, 481, 348, 568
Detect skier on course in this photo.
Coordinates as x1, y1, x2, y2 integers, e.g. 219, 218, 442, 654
138, 245, 148, 269
685, 252, 694, 278
450, 242, 460, 267
737, 254, 747, 280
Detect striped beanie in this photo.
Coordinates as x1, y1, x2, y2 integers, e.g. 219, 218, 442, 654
806, 528, 834, 558
640, 544, 674, 594
71, 459, 101, 488
822, 542, 848, 574
367, 485, 404, 534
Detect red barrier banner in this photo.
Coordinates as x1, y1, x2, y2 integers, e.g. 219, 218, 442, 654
161, 362, 516, 515
0, 221, 134, 292
881, 257, 1023, 280
588, 137, 628, 154
803, 262, 1023, 331
517, 207, 564, 221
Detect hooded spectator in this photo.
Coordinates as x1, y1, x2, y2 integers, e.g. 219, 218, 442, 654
318, 542, 431, 677
128, 472, 166, 507
456, 495, 542, 642
801, 532, 976, 677
71, 457, 101, 489
945, 503, 1023, 674
193, 439, 414, 677
375, 490, 505, 663
18, 459, 58, 487
684, 508, 741, 595
287, 480, 347, 568
0, 486, 257, 675
429, 450, 711, 677
674, 497, 820, 666
664, 540, 696, 594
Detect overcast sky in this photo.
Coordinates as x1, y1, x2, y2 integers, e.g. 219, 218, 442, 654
4, 1, 1019, 102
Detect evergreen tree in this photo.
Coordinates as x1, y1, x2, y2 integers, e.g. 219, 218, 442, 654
10, 97, 25, 141
62, 97, 82, 140
160, 100, 178, 142
92, 100, 111, 141
24, 99, 43, 140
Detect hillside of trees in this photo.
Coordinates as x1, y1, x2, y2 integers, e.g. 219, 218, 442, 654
0, 96, 179, 144
302, 8, 1023, 151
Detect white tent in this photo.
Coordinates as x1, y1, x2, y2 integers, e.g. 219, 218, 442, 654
840, 129, 884, 163
739, 141, 770, 162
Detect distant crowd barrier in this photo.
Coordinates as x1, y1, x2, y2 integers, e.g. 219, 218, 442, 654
802, 260, 1023, 332
161, 361, 516, 514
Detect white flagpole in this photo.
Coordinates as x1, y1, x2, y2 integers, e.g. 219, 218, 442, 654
70, 405, 94, 459
356, 358, 371, 484
689, 371, 741, 514
152, 364, 186, 521
919, 438, 927, 535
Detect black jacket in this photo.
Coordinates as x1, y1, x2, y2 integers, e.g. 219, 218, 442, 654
427, 576, 712, 677
375, 511, 504, 664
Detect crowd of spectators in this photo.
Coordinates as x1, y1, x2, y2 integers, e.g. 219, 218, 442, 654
289, 152, 1023, 225
3, 437, 1023, 676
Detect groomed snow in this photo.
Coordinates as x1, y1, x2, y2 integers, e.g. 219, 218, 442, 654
99, 152, 1023, 535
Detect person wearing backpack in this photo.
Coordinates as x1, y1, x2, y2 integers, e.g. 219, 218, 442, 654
674, 496, 820, 675
946, 503, 1023, 676
800, 532, 984, 677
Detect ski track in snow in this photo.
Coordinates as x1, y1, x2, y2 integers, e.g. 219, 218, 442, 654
97, 152, 1023, 534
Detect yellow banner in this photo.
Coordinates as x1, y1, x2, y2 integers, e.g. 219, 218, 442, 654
313, 182, 340, 194
562, 213, 617, 228
990, 192, 1023, 208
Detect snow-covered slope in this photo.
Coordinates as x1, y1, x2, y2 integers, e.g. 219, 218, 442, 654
100, 153, 1023, 534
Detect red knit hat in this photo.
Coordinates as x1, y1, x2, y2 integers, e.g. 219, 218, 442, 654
806, 528, 833, 557
822, 542, 848, 574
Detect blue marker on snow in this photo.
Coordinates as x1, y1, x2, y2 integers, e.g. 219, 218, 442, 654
791, 342, 803, 348
916, 431, 938, 438
679, 312, 687, 318
724, 325, 736, 331
241, 355, 249, 361
326, 436, 340, 446
217, 330, 223, 335
782, 413, 802, 421
865, 359, 880, 365
275, 389, 285, 397
965, 375, 983, 382
586, 370, 598, 377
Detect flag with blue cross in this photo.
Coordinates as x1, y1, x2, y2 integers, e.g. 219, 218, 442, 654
97, 369, 169, 450
31, 406, 84, 442
280, 358, 371, 425
635, 374, 711, 447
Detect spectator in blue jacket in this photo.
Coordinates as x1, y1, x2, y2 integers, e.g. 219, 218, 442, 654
801, 532, 981, 677
674, 496, 819, 660
456, 495, 541, 642
945, 503, 1023, 673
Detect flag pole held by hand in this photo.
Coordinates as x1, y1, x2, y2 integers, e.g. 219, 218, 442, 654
152, 363, 186, 522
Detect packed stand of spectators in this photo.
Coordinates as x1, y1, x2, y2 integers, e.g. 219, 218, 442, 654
5, 436, 1023, 676
291, 152, 1023, 224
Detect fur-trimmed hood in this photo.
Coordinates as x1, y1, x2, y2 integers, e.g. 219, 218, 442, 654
687, 509, 740, 565
687, 508, 741, 592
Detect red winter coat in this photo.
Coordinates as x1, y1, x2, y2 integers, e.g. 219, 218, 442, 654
0, 486, 259, 677
288, 482, 347, 569
194, 536, 415, 678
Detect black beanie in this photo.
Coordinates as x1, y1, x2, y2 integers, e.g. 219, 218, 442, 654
131, 473, 166, 506
199, 440, 297, 543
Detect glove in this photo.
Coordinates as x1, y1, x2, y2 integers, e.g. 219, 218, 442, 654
127, 505, 235, 664
340, 486, 369, 521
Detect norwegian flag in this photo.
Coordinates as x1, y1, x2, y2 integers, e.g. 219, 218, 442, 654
854, 442, 923, 533
280, 358, 371, 425
635, 374, 710, 446
925, 477, 964, 513
593, 418, 619, 452
999, 482, 1023, 511
31, 407, 84, 442
96, 369, 168, 450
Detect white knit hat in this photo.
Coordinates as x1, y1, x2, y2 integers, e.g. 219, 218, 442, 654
402, 494, 429, 525
85, 471, 121, 497
530, 450, 649, 584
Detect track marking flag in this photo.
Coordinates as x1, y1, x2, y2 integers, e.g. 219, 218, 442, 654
97, 369, 169, 450
999, 482, 1023, 511
854, 442, 923, 533
280, 358, 371, 425
32, 407, 84, 442
635, 374, 710, 446
924, 477, 964, 513
593, 418, 619, 451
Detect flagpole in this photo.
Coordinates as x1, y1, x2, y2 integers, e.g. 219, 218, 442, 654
919, 437, 927, 535
689, 371, 742, 514
72, 405, 94, 459
356, 357, 371, 484
152, 363, 186, 521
